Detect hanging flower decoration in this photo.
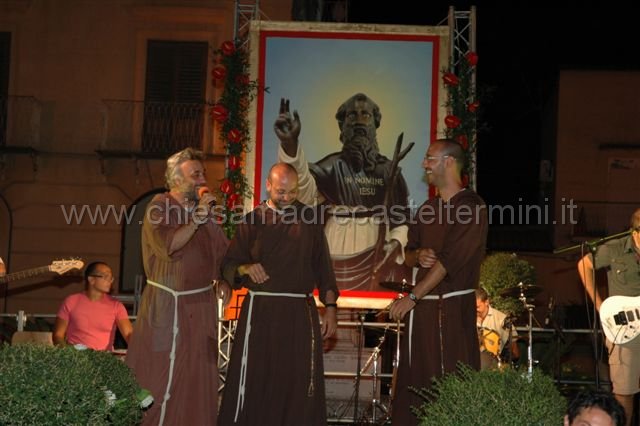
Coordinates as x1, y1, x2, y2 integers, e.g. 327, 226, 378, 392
209, 39, 259, 238
443, 72, 460, 87
211, 104, 229, 123
221, 41, 236, 56
211, 65, 227, 82
465, 51, 479, 66
220, 178, 232, 195
227, 128, 242, 143
228, 155, 241, 171
444, 114, 462, 129
442, 51, 484, 189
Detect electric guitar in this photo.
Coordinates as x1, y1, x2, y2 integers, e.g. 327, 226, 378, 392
600, 295, 640, 344
0, 259, 84, 284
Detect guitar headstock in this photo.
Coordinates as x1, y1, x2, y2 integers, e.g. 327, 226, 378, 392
50, 259, 85, 275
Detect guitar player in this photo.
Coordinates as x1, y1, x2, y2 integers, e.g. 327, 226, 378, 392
475, 287, 520, 369
577, 208, 640, 426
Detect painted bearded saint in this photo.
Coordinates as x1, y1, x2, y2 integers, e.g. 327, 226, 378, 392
275, 93, 413, 296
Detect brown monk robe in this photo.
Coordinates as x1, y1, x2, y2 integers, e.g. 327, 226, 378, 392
219, 164, 338, 426
389, 140, 488, 425
126, 148, 230, 426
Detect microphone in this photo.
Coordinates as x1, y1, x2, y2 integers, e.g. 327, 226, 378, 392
197, 186, 216, 208
544, 296, 554, 326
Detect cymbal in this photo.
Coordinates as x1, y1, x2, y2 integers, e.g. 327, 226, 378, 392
380, 281, 413, 293
500, 284, 542, 299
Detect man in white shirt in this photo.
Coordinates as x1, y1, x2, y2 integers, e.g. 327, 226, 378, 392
476, 287, 520, 368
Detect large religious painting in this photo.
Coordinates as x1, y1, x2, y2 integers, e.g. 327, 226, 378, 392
246, 21, 449, 308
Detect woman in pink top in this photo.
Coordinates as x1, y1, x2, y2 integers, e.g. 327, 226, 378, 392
53, 261, 132, 351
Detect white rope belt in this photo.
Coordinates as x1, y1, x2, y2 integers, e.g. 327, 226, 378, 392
408, 288, 475, 366
147, 279, 213, 426
234, 290, 311, 422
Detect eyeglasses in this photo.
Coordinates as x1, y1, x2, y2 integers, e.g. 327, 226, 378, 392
424, 155, 454, 162
90, 274, 114, 282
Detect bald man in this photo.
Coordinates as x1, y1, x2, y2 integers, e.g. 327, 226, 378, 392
219, 163, 339, 426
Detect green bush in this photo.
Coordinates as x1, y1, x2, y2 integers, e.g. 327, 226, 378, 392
414, 364, 565, 425
479, 252, 537, 316
0, 344, 143, 425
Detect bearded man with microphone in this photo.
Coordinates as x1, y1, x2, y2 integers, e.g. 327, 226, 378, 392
126, 147, 231, 426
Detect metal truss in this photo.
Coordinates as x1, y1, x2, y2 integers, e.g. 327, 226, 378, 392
448, 6, 477, 68
217, 319, 238, 392
234, 0, 269, 49
448, 6, 478, 189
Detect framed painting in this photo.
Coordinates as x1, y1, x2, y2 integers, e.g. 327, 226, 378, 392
246, 21, 449, 308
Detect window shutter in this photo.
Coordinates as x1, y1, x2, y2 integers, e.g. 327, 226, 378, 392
143, 40, 208, 154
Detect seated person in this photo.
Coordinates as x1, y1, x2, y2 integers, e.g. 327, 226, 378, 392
53, 261, 132, 351
0, 256, 5, 277
564, 389, 626, 426
476, 288, 520, 366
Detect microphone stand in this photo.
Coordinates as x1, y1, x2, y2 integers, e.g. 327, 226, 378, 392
359, 328, 389, 424
353, 311, 366, 422
502, 314, 516, 367
553, 229, 631, 390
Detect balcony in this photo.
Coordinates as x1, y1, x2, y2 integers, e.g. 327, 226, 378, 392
100, 99, 215, 158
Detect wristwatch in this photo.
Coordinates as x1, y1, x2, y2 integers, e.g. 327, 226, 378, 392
408, 292, 419, 303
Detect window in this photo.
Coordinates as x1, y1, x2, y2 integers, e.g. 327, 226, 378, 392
143, 40, 208, 154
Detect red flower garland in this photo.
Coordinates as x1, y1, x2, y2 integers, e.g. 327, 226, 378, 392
442, 51, 480, 188
209, 40, 258, 238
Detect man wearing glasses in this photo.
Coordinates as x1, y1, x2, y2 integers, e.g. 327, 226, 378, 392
389, 139, 488, 425
53, 261, 132, 351
578, 208, 640, 426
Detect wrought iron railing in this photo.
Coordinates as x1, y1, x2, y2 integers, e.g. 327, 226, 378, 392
0, 96, 42, 148
101, 99, 213, 155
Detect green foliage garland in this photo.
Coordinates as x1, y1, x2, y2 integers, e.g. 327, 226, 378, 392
210, 40, 258, 238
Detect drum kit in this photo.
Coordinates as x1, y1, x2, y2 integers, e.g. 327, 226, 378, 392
478, 282, 542, 374
219, 278, 545, 423
349, 279, 544, 424
341, 280, 409, 424
376, 279, 543, 371
504, 282, 542, 378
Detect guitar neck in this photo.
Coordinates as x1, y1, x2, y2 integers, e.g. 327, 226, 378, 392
0, 266, 51, 284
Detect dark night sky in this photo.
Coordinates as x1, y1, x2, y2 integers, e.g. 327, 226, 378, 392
346, 2, 640, 207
